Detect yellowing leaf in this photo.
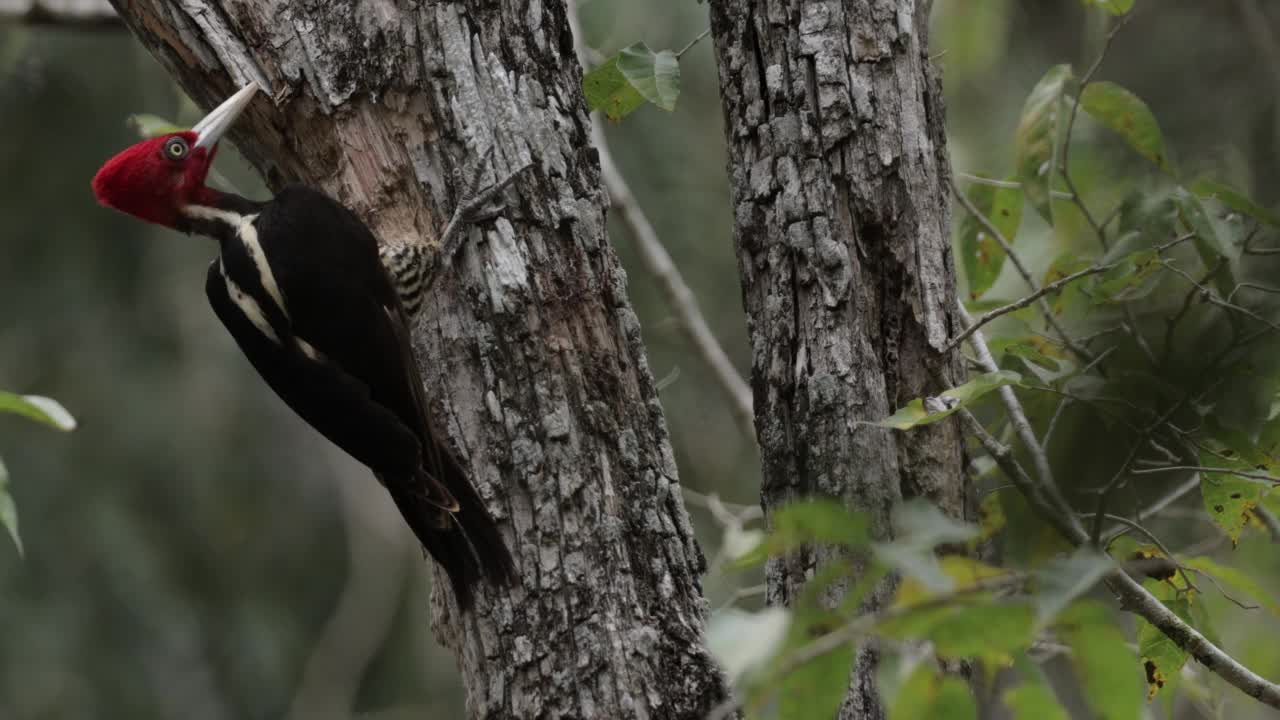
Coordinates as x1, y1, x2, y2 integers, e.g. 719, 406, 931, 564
1080, 81, 1170, 172
872, 371, 1021, 430
957, 176, 1024, 299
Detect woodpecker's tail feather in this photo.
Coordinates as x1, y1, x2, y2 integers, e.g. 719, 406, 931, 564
386, 467, 516, 610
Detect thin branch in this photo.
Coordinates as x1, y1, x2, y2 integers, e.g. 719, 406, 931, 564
590, 121, 756, 435
1090, 512, 1198, 592
1059, 14, 1131, 253
955, 171, 1074, 199
1130, 465, 1277, 486
967, 408, 1280, 707
1160, 260, 1280, 337
956, 304, 1082, 532
949, 179, 1093, 362
677, 27, 711, 58
944, 263, 1111, 353
1101, 474, 1201, 544
1251, 505, 1280, 543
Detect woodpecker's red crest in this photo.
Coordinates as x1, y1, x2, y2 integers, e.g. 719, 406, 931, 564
92, 82, 260, 229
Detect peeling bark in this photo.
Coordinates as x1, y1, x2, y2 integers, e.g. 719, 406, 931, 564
708, 0, 965, 717
106, 1, 728, 717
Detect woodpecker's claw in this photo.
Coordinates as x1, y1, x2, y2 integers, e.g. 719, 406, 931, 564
428, 154, 534, 289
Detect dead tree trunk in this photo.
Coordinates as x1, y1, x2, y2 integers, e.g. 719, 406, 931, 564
107, 1, 728, 717
708, 1, 965, 717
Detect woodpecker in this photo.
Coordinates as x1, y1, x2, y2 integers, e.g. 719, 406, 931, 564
91, 82, 515, 608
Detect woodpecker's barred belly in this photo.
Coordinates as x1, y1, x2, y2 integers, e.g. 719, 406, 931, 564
378, 241, 428, 317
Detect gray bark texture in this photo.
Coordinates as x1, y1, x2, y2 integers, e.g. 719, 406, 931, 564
708, 0, 965, 717
106, 1, 728, 718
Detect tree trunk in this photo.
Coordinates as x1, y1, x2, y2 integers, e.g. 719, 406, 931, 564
107, 1, 728, 717
708, 1, 965, 717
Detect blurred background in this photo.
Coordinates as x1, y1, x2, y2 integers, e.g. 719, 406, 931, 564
0, 0, 1278, 717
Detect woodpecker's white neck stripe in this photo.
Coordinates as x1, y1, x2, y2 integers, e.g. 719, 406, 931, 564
183, 205, 289, 320
220, 258, 279, 344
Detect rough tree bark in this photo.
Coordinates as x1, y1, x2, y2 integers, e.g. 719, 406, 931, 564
708, 1, 965, 717
106, 1, 728, 718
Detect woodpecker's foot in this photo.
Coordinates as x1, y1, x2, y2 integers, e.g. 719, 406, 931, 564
436, 154, 534, 267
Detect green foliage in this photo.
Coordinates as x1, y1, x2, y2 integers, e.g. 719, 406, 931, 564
128, 113, 184, 138
1062, 602, 1143, 720
0, 391, 77, 431
0, 457, 18, 557
1014, 64, 1074, 222
1002, 674, 1068, 720
1032, 548, 1114, 628
1083, 0, 1135, 15
890, 665, 978, 720
1198, 444, 1272, 545
1079, 81, 1169, 172
0, 390, 77, 556
732, 499, 869, 568
583, 42, 680, 121
872, 371, 1021, 430
958, 177, 1023, 299
1136, 580, 1194, 700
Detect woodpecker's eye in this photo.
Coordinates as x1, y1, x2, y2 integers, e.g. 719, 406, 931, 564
164, 137, 189, 161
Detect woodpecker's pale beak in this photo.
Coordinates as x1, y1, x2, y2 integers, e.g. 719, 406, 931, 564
192, 82, 260, 150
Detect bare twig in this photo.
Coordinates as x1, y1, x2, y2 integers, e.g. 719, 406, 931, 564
1101, 474, 1201, 544
1160, 260, 1280, 336
590, 119, 755, 435
1060, 14, 1131, 253
1131, 465, 1277, 486
677, 27, 712, 58
950, 180, 1093, 362
944, 263, 1112, 353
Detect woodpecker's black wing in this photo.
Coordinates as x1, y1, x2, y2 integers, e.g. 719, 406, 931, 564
205, 184, 514, 607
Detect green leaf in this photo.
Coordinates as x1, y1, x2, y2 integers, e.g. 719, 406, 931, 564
880, 602, 1034, 664
1014, 64, 1075, 223
874, 501, 977, 592
1033, 548, 1115, 628
893, 556, 1008, 608
1088, 249, 1161, 304
957, 176, 1024, 299
1002, 682, 1068, 720
128, 113, 185, 138
1083, 0, 1135, 14
0, 391, 76, 431
1079, 81, 1169, 171
1174, 187, 1239, 263
707, 607, 791, 682
1190, 177, 1280, 228
616, 43, 680, 112
1062, 601, 1142, 720
890, 665, 979, 720
0, 456, 20, 557
583, 57, 646, 122
1135, 581, 1192, 700
584, 43, 681, 122
1183, 555, 1280, 615
772, 639, 853, 720
732, 499, 870, 568
989, 337, 1067, 374
1199, 447, 1272, 545
872, 371, 1022, 430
